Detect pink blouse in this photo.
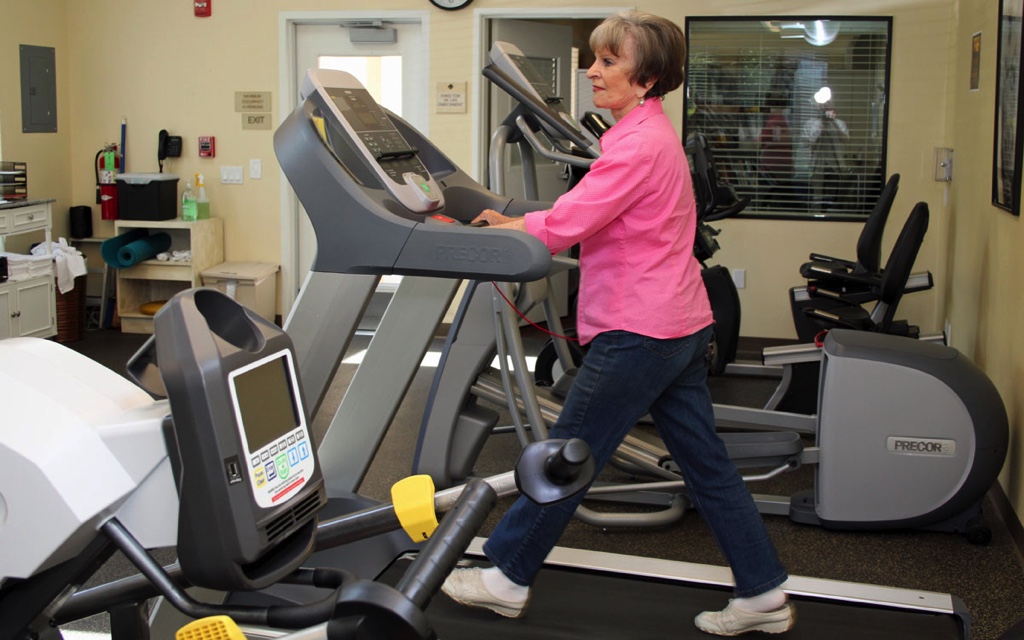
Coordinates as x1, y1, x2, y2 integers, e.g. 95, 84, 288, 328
524, 98, 713, 344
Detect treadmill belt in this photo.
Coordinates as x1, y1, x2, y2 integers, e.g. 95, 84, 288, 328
379, 558, 962, 639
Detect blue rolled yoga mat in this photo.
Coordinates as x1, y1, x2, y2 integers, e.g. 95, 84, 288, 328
101, 229, 173, 268
118, 233, 172, 267
101, 228, 147, 267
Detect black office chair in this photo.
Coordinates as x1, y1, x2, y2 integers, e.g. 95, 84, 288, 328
801, 201, 929, 335
799, 173, 901, 283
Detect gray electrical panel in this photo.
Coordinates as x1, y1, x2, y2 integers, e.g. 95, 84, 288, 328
20, 45, 57, 133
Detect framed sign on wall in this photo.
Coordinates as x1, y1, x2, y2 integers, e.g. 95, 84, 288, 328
993, 0, 1024, 215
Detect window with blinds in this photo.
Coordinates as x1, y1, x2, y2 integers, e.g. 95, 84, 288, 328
684, 17, 892, 219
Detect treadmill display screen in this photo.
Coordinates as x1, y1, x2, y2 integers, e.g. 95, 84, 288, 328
231, 352, 300, 452
305, 68, 443, 212
324, 85, 429, 186
326, 87, 394, 133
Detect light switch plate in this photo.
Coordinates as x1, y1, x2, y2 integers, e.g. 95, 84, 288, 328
220, 166, 243, 184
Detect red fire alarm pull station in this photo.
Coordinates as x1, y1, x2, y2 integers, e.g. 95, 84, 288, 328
199, 136, 216, 158
194, 0, 211, 17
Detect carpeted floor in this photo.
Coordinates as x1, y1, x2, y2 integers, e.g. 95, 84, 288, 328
53, 326, 1024, 639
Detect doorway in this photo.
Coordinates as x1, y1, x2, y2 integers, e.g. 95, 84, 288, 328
279, 12, 429, 314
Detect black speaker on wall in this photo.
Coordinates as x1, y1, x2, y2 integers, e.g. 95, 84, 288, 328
69, 205, 92, 239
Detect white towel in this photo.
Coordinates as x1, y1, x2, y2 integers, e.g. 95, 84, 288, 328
31, 239, 88, 294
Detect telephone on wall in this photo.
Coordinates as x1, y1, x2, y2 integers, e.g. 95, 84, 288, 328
158, 129, 183, 172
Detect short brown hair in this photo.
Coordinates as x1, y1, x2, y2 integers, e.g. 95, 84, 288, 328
589, 11, 686, 99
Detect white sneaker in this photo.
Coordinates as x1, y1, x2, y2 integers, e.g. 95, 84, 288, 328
441, 567, 529, 618
695, 599, 795, 636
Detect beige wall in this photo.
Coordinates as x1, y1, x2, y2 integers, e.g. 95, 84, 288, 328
5, 0, 1024, 518
951, 0, 1024, 517
0, 0, 72, 253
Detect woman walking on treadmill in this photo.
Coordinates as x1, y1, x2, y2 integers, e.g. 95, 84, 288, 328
442, 10, 793, 636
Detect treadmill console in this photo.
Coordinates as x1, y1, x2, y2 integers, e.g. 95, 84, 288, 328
303, 69, 443, 213
275, 67, 553, 281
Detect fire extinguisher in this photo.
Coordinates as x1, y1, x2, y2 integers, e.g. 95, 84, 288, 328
95, 144, 120, 220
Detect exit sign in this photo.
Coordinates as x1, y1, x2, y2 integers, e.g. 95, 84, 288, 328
242, 113, 271, 130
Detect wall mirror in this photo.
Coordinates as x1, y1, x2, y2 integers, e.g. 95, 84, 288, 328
684, 17, 892, 221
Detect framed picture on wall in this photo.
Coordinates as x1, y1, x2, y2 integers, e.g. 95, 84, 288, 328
993, 0, 1024, 215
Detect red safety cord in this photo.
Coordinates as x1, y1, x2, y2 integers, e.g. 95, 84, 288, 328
491, 282, 579, 342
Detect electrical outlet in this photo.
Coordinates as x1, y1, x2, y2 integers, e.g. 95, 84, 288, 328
250, 159, 262, 180
732, 269, 746, 289
220, 166, 243, 184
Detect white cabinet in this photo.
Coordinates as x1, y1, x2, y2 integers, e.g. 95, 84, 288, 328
0, 278, 55, 339
0, 200, 55, 340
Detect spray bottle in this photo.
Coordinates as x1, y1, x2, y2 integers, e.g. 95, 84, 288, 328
181, 180, 197, 222
195, 173, 210, 220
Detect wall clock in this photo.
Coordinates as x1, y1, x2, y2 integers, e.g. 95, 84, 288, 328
430, 0, 473, 10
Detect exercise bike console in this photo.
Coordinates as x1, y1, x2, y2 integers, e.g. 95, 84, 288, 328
155, 288, 327, 591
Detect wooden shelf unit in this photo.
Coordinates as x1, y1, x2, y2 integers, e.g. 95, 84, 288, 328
114, 218, 223, 334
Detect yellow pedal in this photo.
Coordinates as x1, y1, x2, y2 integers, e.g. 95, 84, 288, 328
391, 474, 438, 542
176, 615, 246, 640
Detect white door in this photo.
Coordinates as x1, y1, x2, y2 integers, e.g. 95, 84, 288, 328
488, 20, 573, 201
292, 20, 427, 296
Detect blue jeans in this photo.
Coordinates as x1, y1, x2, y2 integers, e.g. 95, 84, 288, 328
483, 327, 788, 598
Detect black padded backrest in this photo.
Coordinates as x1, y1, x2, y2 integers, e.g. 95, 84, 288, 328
855, 173, 900, 274
687, 132, 749, 222
687, 132, 716, 219
874, 201, 929, 329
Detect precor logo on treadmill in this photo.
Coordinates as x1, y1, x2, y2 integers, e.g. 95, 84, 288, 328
436, 245, 510, 264
886, 436, 957, 456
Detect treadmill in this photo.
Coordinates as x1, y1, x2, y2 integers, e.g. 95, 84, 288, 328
256, 68, 971, 639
